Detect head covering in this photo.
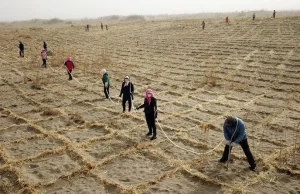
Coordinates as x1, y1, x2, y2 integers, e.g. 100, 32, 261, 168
225, 116, 237, 127
124, 75, 130, 86
65, 57, 72, 62
101, 69, 107, 75
145, 89, 153, 105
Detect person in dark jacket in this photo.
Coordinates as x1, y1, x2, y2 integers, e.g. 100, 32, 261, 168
202, 21, 205, 30
136, 89, 157, 140
253, 13, 256, 21
19, 41, 24, 57
43, 41, 47, 52
101, 23, 104, 30
101, 69, 110, 99
64, 57, 75, 80
219, 116, 256, 171
119, 75, 134, 112
273, 10, 276, 19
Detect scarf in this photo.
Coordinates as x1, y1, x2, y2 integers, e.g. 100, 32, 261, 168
145, 89, 153, 105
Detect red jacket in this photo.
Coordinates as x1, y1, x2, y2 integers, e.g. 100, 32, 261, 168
65, 61, 75, 70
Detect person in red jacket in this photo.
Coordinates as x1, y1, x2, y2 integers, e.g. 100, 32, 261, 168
64, 57, 75, 80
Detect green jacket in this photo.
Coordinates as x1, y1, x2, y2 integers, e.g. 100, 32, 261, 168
102, 73, 111, 86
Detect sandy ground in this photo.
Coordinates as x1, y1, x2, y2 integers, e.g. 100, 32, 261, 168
0, 16, 300, 194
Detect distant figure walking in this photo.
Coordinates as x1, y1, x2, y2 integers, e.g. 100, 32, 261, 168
86, 24, 90, 31
101, 23, 104, 30
41, 49, 47, 68
202, 21, 205, 30
101, 69, 111, 99
43, 41, 47, 52
19, 41, 24, 57
273, 10, 276, 19
106, 24, 108, 30
225, 16, 229, 25
119, 75, 134, 113
253, 13, 256, 21
64, 57, 75, 80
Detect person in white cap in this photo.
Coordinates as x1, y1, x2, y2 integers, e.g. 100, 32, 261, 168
101, 69, 110, 99
119, 75, 134, 112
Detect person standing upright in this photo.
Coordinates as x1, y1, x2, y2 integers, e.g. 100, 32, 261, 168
41, 49, 47, 68
101, 69, 111, 99
64, 57, 75, 80
119, 75, 134, 113
136, 89, 158, 140
19, 41, 24, 57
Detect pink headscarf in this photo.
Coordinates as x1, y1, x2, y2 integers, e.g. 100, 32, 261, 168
145, 89, 153, 105
65, 57, 72, 62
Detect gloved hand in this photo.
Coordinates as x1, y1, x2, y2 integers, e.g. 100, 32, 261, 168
154, 112, 158, 119
230, 142, 238, 147
226, 140, 231, 145
119, 94, 121, 97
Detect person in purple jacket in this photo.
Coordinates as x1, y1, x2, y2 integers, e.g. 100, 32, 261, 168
219, 116, 256, 171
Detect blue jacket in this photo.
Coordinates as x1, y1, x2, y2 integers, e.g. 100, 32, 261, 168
223, 117, 247, 143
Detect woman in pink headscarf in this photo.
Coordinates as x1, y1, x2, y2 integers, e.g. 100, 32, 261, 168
136, 89, 157, 140
64, 57, 75, 80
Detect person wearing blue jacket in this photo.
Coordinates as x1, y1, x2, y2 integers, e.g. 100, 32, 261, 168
219, 116, 256, 171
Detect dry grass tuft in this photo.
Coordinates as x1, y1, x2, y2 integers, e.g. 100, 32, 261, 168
41, 107, 61, 116
204, 71, 217, 86
69, 114, 85, 125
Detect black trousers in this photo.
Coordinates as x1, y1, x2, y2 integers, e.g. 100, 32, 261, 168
67, 70, 72, 80
104, 86, 110, 99
19, 50, 24, 57
145, 113, 156, 137
42, 59, 47, 67
220, 138, 256, 167
122, 97, 132, 112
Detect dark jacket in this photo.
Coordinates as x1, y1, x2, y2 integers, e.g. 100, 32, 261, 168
19, 42, 24, 50
43, 42, 47, 50
119, 82, 134, 99
102, 73, 111, 87
223, 117, 247, 144
137, 97, 157, 115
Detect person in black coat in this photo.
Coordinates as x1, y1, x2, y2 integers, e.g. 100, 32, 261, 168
19, 41, 24, 57
119, 75, 134, 112
43, 41, 47, 52
136, 89, 157, 140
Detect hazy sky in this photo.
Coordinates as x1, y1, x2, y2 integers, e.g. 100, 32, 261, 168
1, 0, 299, 21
